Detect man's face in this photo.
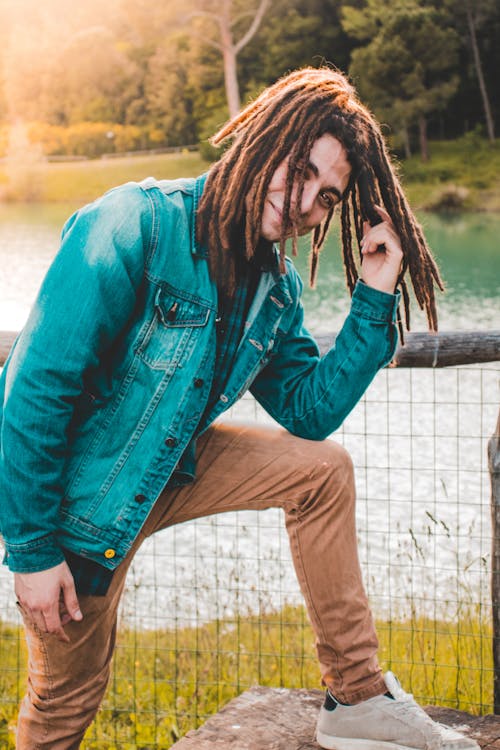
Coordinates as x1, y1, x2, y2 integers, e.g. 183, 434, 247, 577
259, 133, 351, 242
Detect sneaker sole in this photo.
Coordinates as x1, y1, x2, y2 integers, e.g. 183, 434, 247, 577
316, 730, 416, 750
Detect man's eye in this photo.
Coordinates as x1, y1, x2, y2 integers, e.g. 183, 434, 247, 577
319, 191, 335, 208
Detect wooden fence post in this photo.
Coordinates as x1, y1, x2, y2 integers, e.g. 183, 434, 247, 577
490, 408, 500, 714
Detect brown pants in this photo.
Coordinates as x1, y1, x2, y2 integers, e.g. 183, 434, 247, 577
16, 422, 386, 749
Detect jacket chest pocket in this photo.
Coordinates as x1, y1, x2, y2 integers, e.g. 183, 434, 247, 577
136, 286, 211, 370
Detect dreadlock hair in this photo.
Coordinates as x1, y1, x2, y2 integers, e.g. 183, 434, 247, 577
196, 66, 444, 333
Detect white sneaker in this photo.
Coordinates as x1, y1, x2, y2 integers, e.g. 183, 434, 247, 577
316, 672, 480, 750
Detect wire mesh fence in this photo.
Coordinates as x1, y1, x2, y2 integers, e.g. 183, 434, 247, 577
0, 363, 498, 748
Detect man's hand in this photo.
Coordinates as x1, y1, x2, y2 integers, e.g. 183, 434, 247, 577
360, 205, 403, 295
14, 561, 83, 642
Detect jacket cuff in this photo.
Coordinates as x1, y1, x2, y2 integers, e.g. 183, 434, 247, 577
2, 533, 65, 573
351, 280, 400, 323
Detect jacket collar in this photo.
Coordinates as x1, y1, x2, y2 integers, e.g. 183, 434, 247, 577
192, 172, 209, 258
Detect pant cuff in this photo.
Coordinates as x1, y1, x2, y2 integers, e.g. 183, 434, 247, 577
325, 673, 387, 704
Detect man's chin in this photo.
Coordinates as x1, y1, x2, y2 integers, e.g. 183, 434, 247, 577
260, 223, 310, 243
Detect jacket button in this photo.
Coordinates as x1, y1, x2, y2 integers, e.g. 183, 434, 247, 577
165, 437, 178, 448
194, 378, 204, 388
104, 548, 116, 559
135, 494, 147, 504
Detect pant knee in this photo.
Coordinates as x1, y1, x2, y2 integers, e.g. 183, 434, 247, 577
320, 439, 354, 472
299, 438, 355, 485
281, 438, 356, 524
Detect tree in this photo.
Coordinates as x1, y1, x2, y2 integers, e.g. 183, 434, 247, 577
342, 0, 460, 160
449, 0, 496, 141
41, 27, 142, 125
1, 0, 125, 123
144, 37, 199, 145
240, 0, 353, 87
185, 0, 270, 118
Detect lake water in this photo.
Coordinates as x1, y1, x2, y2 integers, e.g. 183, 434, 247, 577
0, 203, 498, 627
0, 204, 499, 332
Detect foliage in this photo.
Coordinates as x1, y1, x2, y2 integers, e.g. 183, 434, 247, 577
144, 37, 199, 147
22, 122, 164, 158
390, 135, 499, 210
402, 136, 500, 185
445, 0, 500, 140
239, 0, 352, 85
343, 0, 460, 158
0, 0, 498, 159
0, 604, 492, 748
43, 28, 142, 125
181, 0, 271, 117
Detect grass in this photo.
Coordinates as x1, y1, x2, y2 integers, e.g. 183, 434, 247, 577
400, 136, 500, 212
0, 151, 210, 205
0, 604, 493, 749
0, 136, 499, 211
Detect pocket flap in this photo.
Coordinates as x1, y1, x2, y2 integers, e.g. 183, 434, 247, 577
155, 287, 210, 328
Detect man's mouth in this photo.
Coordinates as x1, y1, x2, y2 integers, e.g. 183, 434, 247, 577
269, 201, 282, 223
267, 200, 303, 239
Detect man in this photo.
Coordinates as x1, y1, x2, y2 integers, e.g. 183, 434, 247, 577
0, 67, 478, 749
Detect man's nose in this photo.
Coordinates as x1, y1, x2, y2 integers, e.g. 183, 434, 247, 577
299, 183, 316, 216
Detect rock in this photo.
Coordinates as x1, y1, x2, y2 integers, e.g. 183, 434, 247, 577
426, 706, 500, 749
171, 686, 500, 749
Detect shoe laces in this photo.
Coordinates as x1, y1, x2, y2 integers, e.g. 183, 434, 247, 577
384, 676, 443, 750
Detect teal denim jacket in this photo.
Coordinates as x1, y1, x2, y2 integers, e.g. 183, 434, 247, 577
0, 175, 400, 574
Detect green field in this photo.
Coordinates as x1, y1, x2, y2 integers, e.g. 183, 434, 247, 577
0, 151, 211, 205
1, 137, 499, 211
0, 604, 492, 749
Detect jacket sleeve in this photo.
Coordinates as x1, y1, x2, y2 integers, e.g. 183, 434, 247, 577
0, 184, 153, 573
251, 279, 400, 441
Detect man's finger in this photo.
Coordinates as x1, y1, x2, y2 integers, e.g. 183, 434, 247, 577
374, 204, 393, 224
43, 603, 70, 642
361, 227, 390, 254
60, 612, 73, 626
362, 223, 400, 251
62, 577, 83, 622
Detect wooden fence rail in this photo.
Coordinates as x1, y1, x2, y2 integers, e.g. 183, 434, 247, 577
315, 329, 500, 366
1, 329, 500, 369
1, 328, 499, 710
